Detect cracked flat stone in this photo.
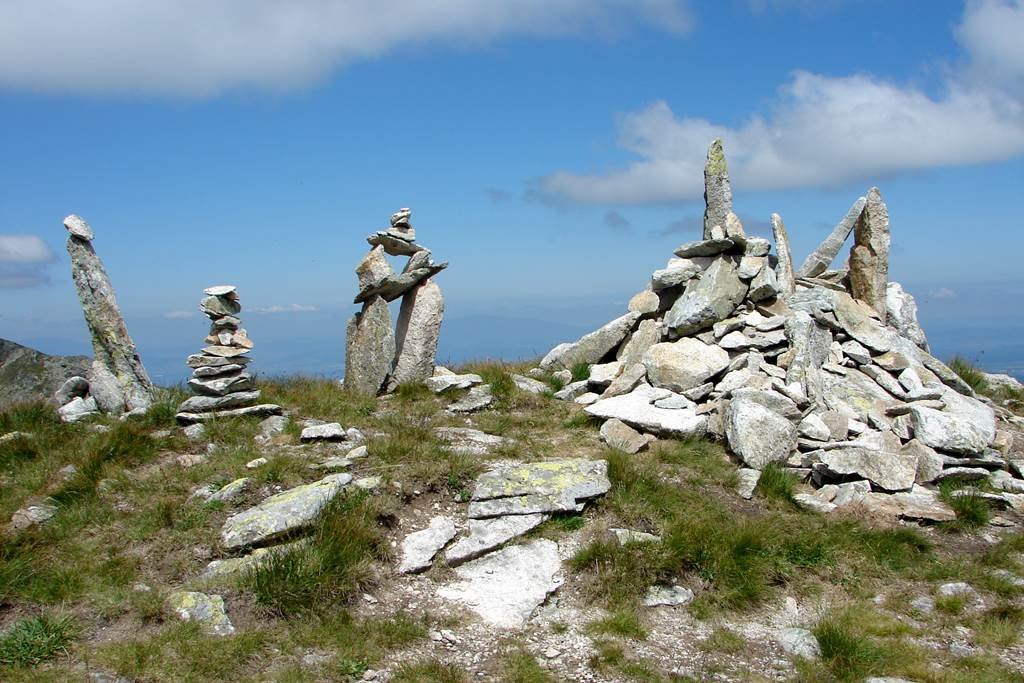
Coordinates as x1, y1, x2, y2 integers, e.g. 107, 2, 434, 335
220, 473, 352, 549
467, 459, 610, 519
586, 385, 708, 437
399, 516, 457, 574
449, 385, 494, 413
437, 539, 562, 628
434, 427, 510, 456
424, 372, 483, 393
445, 513, 548, 566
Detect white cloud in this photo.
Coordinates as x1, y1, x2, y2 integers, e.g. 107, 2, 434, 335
929, 287, 957, 300
0, 0, 690, 97
253, 304, 319, 314
163, 311, 195, 319
0, 234, 55, 288
540, 0, 1024, 204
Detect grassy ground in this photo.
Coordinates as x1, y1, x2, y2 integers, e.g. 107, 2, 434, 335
1, 365, 1022, 681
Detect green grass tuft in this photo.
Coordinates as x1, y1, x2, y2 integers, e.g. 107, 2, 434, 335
587, 609, 647, 640
570, 362, 591, 382
754, 463, 798, 503
392, 659, 469, 682
948, 356, 989, 393
499, 646, 558, 683
0, 614, 75, 667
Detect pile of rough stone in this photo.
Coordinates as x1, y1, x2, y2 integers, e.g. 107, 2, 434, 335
538, 139, 1021, 523
175, 286, 282, 424
54, 214, 155, 421
344, 208, 447, 394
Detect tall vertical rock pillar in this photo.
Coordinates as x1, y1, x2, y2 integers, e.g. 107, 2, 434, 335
849, 187, 891, 321
64, 214, 154, 414
702, 138, 733, 239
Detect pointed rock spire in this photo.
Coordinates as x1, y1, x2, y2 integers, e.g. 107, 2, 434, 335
770, 213, 796, 296
702, 139, 733, 240
849, 187, 891, 321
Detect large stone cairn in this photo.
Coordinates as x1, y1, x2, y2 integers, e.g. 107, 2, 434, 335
344, 208, 448, 394
175, 286, 282, 424
541, 139, 1021, 522
55, 214, 155, 422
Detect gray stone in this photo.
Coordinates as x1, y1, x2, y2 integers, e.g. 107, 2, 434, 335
603, 362, 648, 399
300, 422, 346, 442
54, 376, 89, 405
819, 367, 898, 425
860, 485, 955, 522
208, 477, 251, 503
165, 591, 234, 636
176, 404, 282, 424
183, 423, 206, 441
719, 329, 786, 351
776, 627, 820, 659
468, 459, 610, 519
10, 503, 57, 530
748, 264, 780, 302
726, 396, 798, 469
344, 296, 395, 395
449, 385, 493, 413
738, 255, 766, 280
770, 213, 796, 296
644, 585, 694, 607
723, 211, 746, 247
683, 382, 714, 401
58, 395, 98, 422
798, 414, 831, 441
651, 258, 702, 290
643, 338, 729, 393
885, 282, 929, 351
388, 280, 444, 391
588, 361, 623, 387
553, 380, 589, 401
849, 188, 891, 321
832, 480, 871, 507
200, 295, 241, 318
220, 472, 352, 549
445, 514, 548, 566
627, 288, 660, 315
586, 385, 708, 436
817, 447, 916, 491
616, 319, 661, 367
424, 372, 483, 393
540, 312, 640, 371
793, 494, 837, 514
437, 539, 562, 628
797, 196, 866, 278
512, 374, 549, 395
600, 418, 655, 454
63, 213, 94, 240
187, 353, 250, 369
398, 516, 457, 574
674, 238, 734, 258
355, 245, 393, 292
192, 363, 245, 378
909, 405, 994, 455
354, 261, 448, 304
188, 372, 254, 397
201, 345, 250, 359
665, 258, 747, 334
200, 540, 307, 581
904, 439, 944, 483
66, 218, 154, 413
574, 392, 600, 405
736, 468, 761, 499
435, 427, 510, 456
258, 415, 289, 438
609, 528, 661, 545
203, 285, 237, 297
366, 231, 426, 256
654, 394, 694, 409
784, 311, 831, 401
934, 467, 991, 482
833, 292, 894, 353
702, 138, 733, 239
178, 390, 261, 414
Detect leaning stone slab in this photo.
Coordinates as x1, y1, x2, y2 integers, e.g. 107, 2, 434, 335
445, 513, 548, 566
736, 468, 761, 499
468, 459, 610, 519
665, 257, 747, 334
585, 385, 708, 437
388, 280, 444, 391
398, 516, 457, 574
449, 385, 493, 413
674, 238, 734, 258
165, 591, 234, 636
796, 196, 866, 278
540, 312, 640, 371
354, 263, 448, 304
436, 538, 563, 628
616, 319, 661, 367
65, 215, 154, 414
344, 295, 395, 395
220, 473, 352, 549
849, 188, 891, 321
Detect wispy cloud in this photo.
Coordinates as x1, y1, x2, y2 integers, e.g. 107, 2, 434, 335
253, 303, 320, 314
602, 210, 631, 233
539, 0, 1024, 203
163, 310, 195, 319
929, 287, 956, 300
0, 234, 55, 288
0, 0, 691, 97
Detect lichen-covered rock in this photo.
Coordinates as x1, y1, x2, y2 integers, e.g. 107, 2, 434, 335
616, 319, 661, 367
220, 473, 352, 549
702, 138, 733, 239
165, 591, 234, 636
467, 459, 610, 518
665, 258, 747, 334
343, 295, 395, 395
849, 188, 891, 321
725, 396, 797, 469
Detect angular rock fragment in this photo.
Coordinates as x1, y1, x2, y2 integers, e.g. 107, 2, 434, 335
703, 138, 733, 239
435, 427, 509, 456
885, 282, 929, 351
398, 516, 457, 574
816, 447, 916, 492
600, 418, 655, 454
445, 514, 548, 566
585, 385, 708, 437
771, 213, 796, 296
540, 312, 640, 371
725, 396, 798, 469
467, 459, 609, 518
643, 338, 729, 393
665, 258, 747, 334
796, 197, 866, 278
449, 385, 494, 413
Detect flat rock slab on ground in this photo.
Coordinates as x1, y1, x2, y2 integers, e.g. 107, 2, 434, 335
165, 591, 235, 636
644, 584, 694, 607
434, 427, 510, 456
300, 422, 346, 442
467, 459, 610, 518
448, 385, 494, 413
398, 515, 457, 574
220, 473, 352, 549
585, 385, 708, 437
437, 538, 563, 628
445, 513, 549, 566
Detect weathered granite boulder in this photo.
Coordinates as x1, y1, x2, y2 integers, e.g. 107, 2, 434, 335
65, 215, 154, 413
725, 396, 798, 469
540, 312, 640, 371
643, 338, 729, 393
220, 473, 352, 549
849, 188, 891, 321
616, 319, 661, 367
600, 418, 655, 454
885, 282, 929, 351
388, 279, 444, 391
343, 296, 395, 395
816, 447, 917, 491
665, 257, 747, 334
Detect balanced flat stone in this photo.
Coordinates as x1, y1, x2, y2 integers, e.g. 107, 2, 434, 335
220, 472, 352, 549
65, 214, 154, 414
651, 258, 702, 290
188, 373, 254, 397
540, 312, 640, 371
203, 285, 237, 297
353, 262, 448, 304
388, 280, 444, 391
817, 447, 917, 491
343, 296, 395, 395
176, 404, 282, 424
188, 353, 251, 368
586, 385, 708, 437
445, 513, 548, 566
437, 538, 563, 628
467, 459, 610, 519
674, 238, 734, 258
366, 231, 427, 256
702, 138, 733, 239
398, 516, 457, 574
178, 390, 262, 414
796, 196, 866, 278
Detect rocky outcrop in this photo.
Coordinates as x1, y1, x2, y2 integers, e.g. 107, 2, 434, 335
64, 214, 154, 414
0, 338, 89, 411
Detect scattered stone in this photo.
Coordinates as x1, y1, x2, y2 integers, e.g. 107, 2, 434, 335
512, 374, 549, 394
10, 503, 57, 531
600, 418, 655, 454
445, 514, 548, 566
207, 478, 250, 504
449, 385, 494, 413
425, 371, 483, 393
183, 423, 207, 441
398, 516, 457, 574
776, 627, 821, 659
58, 396, 99, 422
165, 591, 234, 636
609, 528, 661, 545
793, 494, 837, 514
437, 539, 562, 628
435, 427, 510, 456
468, 459, 610, 518
644, 585, 694, 607
245, 457, 267, 469
300, 422, 346, 442
736, 468, 761, 499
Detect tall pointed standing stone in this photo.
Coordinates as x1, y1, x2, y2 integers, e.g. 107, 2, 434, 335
849, 187, 891, 322
702, 139, 733, 239
796, 197, 866, 278
344, 295, 395, 395
64, 214, 154, 414
388, 280, 445, 391
770, 213, 796, 297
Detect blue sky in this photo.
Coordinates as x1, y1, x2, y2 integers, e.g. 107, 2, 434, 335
1, 0, 1022, 382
